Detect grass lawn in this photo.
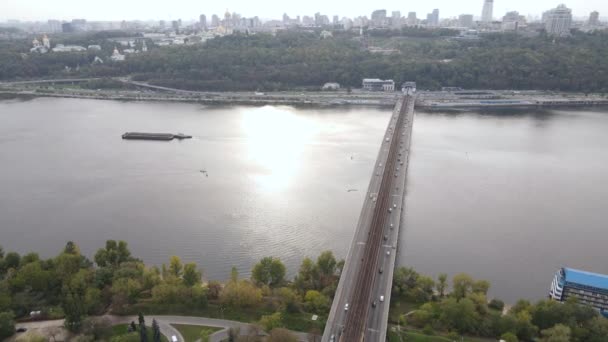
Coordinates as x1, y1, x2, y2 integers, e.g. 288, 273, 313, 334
112, 323, 169, 342
171, 324, 222, 342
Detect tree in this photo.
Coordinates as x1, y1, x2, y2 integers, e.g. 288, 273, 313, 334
4, 252, 20, 270
489, 299, 505, 312
277, 287, 300, 313
251, 257, 286, 287
220, 280, 262, 308
63, 291, 86, 331
268, 328, 298, 342
393, 267, 419, 296
452, 273, 474, 300
0, 311, 15, 340
472, 280, 490, 295
316, 251, 337, 278
585, 316, 608, 342
304, 290, 330, 313
182, 263, 201, 287
294, 258, 317, 291
168, 256, 183, 278
259, 312, 283, 332
207, 281, 222, 300
138, 313, 147, 342
501, 332, 519, 342
437, 273, 448, 297
64, 241, 81, 255
152, 319, 161, 342
540, 324, 571, 342
94, 240, 132, 267
439, 297, 480, 335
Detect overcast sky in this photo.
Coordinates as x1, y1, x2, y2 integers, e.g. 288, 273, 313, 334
1, 0, 605, 22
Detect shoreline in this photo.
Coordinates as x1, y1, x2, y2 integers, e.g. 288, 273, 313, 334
2, 87, 608, 110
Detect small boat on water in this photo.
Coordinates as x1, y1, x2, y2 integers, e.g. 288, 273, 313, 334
122, 132, 192, 141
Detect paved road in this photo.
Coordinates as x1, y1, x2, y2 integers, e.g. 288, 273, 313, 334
14, 315, 313, 342
322, 95, 416, 342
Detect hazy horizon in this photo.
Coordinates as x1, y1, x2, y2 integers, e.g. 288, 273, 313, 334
0, 0, 605, 22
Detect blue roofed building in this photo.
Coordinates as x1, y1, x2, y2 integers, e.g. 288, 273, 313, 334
549, 267, 608, 317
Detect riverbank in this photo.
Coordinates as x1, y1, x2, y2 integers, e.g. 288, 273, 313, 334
2, 80, 608, 109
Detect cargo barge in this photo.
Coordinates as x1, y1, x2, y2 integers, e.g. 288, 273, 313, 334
122, 132, 192, 141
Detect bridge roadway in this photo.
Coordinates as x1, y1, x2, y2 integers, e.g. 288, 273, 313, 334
322, 95, 415, 342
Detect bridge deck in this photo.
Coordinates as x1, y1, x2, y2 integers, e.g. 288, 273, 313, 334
323, 95, 416, 342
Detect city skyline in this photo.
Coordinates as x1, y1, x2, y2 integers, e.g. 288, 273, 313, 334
1, 0, 606, 22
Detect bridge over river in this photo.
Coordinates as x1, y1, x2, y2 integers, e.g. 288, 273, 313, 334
322, 95, 416, 342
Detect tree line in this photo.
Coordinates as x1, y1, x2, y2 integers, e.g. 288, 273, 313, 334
0, 241, 342, 341
391, 266, 608, 341
1, 30, 608, 92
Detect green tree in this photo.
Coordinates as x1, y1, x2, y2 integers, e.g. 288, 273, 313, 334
294, 257, 317, 291
472, 280, 490, 295
151, 319, 161, 342
259, 312, 283, 332
304, 290, 330, 313
316, 251, 337, 282
500, 332, 518, 342
168, 256, 183, 278
182, 263, 201, 287
585, 316, 608, 342
64, 241, 81, 255
0, 311, 15, 340
540, 324, 571, 342
94, 240, 132, 267
489, 299, 505, 312
138, 313, 147, 342
220, 280, 262, 308
251, 257, 286, 287
452, 273, 474, 300
63, 290, 86, 331
437, 273, 448, 297
4, 252, 20, 270
439, 297, 480, 335
277, 287, 300, 313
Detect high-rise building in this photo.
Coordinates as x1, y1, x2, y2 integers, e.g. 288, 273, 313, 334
211, 15, 220, 27
589, 11, 600, 26
333, 15, 339, 25
481, 0, 494, 22
407, 12, 417, 26
315, 12, 322, 26
426, 9, 439, 27
545, 4, 572, 36
371, 9, 387, 27
47, 20, 62, 33
391, 11, 402, 28
283, 13, 290, 24
199, 14, 207, 29
458, 14, 474, 28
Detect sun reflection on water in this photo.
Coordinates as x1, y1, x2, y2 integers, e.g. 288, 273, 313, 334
241, 107, 316, 193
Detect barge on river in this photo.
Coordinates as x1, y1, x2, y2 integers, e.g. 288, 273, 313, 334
122, 132, 192, 141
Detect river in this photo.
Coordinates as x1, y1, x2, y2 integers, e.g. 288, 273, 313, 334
1, 97, 607, 303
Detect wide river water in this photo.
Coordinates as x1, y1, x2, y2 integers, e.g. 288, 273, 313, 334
1, 98, 607, 303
